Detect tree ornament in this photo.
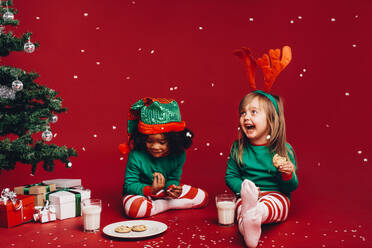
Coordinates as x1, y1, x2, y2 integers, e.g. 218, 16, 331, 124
3, 10, 14, 21
24, 39, 35, 53
49, 115, 58, 124
11, 79, 23, 91
42, 130, 53, 142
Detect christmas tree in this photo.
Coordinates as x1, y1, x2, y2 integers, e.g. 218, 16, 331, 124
0, 0, 77, 174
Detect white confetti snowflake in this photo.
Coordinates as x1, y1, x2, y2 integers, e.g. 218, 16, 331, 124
73, 75, 78, 79
249, 18, 254, 22
331, 18, 336, 22
84, 13, 88, 17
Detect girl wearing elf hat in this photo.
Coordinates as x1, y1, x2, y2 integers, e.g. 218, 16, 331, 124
119, 98, 208, 218
226, 46, 299, 247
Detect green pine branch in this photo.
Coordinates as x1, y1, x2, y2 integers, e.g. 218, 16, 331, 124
0, 135, 77, 174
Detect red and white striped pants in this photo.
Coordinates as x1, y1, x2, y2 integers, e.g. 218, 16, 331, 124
236, 191, 290, 224
122, 184, 208, 218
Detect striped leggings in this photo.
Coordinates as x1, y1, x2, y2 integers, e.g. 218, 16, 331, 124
122, 184, 208, 218
236, 191, 290, 224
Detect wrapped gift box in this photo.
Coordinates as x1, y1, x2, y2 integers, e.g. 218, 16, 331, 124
47, 189, 90, 220
0, 194, 35, 228
33, 202, 56, 223
14, 183, 56, 207
42, 179, 81, 189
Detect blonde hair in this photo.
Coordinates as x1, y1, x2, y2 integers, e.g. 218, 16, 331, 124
234, 91, 293, 166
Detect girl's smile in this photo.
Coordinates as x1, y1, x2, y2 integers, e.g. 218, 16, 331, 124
146, 134, 169, 157
240, 97, 269, 145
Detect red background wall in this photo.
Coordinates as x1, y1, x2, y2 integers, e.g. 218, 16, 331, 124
1, 0, 371, 241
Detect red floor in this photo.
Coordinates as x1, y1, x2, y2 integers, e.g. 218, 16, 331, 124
0, 192, 370, 248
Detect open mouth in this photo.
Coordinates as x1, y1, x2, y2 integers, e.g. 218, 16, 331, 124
245, 124, 255, 130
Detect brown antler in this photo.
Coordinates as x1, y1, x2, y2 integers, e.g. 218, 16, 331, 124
257, 46, 292, 92
233, 47, 257, 91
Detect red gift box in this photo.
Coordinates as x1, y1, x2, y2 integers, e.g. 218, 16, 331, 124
0, 195, 35, 228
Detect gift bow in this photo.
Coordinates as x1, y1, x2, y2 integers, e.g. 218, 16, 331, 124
1, 188, 22, 210
33, 200, 56, 222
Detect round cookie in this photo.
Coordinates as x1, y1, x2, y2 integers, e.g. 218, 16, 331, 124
272, 154, 287, 168
114, 225, 132, 233
131, 225, 147, 232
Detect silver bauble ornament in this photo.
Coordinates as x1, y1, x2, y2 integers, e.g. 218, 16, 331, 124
12, 80, 23, 91
42, 130, 53, 142
24, 41, 35, 53
49, 115, 58, 124
3, 11, 14, 21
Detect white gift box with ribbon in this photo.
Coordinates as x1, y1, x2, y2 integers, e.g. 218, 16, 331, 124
48, 189, 91, 220
33, 201, 56, 223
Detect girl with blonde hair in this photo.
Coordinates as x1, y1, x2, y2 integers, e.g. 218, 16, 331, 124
226, 46, 298, 247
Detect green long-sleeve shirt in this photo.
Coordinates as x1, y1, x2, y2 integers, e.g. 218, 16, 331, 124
122, 150, 185, 196
225, 141, 298, 199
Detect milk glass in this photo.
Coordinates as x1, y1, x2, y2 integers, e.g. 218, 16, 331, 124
81, 199, 102, 232
215, 193, 236, 226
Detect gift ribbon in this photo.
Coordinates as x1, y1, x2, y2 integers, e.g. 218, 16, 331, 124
22, 183, 53, 194
33, 200, 56, 222
1, 188, 22, 210
46, 189, 82, 217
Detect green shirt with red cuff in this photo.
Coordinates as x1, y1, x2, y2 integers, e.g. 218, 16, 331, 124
225, 141, 298, 199
123, 150, 185, 196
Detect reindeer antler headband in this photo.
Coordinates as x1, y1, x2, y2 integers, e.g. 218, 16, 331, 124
234, 46, 292, 114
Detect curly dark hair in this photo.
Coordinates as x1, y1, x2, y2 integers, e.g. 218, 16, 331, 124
129, 128, 194, 156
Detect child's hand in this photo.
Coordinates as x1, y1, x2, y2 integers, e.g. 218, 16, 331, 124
151, 172, 165, 195
166, 185, 182, 199
278, 161, 295, 175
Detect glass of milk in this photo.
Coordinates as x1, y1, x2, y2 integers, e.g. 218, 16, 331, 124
81, 199, 102, 232
215, 193, 236, 226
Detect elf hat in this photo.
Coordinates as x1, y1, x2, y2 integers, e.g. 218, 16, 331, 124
119, 97, 186, 154
234, 46, 292, 114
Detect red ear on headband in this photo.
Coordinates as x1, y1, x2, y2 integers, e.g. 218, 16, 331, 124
234, 46, 292, 92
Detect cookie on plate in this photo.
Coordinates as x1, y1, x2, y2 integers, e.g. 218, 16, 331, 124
114, 225, 132, 233
272, 154, 287, 168
131, 225, 147, 232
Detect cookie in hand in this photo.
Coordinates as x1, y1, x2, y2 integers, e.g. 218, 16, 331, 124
272, 154, 287, 168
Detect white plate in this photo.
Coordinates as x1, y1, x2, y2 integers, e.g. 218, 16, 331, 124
103, 220, 168, 239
